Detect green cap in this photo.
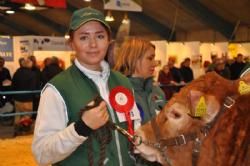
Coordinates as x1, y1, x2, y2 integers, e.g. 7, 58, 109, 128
69, 7, 111, 32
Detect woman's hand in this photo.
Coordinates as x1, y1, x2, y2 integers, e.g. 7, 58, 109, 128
81, 101, 109, 130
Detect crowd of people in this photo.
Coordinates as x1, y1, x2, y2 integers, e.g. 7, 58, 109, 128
205, 53, 248, 80
0, 6, 250, 166
157, 57, 193, 99
0, 55, 64, 134
157, 53, 249, 99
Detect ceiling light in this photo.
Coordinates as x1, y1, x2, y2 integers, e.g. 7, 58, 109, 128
6, 10, 15, 14
83, 0, 91, 2
23, 3, 36, 10
105, 10, 114, 22
64, 34, 70, 39
122, 13, 130, 24
0, 36, 11, 39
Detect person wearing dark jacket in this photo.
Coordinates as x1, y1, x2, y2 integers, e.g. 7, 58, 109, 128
168, 56, 183, 83
167, 56, 185, 93
230, 53, 246, 80
214, 58, 231, 79
12, 57, 37, 130
180, 57, 194, 83
42, 56, 63, 84
0, 56, 12, 107
28, 55, 43, 119
0, 56, 11, 88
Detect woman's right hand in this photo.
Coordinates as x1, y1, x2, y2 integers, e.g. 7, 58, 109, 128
81, 101, 109, 130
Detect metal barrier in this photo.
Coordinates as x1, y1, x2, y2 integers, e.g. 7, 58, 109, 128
0, 111, 37, 117
159, 83, 186, 100
0, 90, 41, 95
0, 90, 41, 118
0, 90, 41, 137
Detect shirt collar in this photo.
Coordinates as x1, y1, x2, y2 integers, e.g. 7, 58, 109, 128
74, 59, 110, 82
129, 76, 154, 93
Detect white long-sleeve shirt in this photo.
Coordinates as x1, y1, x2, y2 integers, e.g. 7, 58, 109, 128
32, 59, 141, 166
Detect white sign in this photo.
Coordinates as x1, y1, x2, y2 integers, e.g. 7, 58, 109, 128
31, 36, 70, 51
104, 0, 142, 12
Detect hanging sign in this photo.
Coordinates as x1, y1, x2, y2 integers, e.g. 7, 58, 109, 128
16, 36, 70, 57
104, 0, 142, 12
31, 36, 70, 51
0, 37, 13, 61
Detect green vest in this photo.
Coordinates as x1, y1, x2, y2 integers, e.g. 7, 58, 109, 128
50, 65, 135, 166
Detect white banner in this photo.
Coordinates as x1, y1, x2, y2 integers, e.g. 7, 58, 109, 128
103, 0, 142, 12
15, 36, 70, 55
31, 36, 70, 51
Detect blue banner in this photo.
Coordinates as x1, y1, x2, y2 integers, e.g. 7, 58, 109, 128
0, 37, 14, 61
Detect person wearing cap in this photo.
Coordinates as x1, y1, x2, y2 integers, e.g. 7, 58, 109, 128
32, 7, 141, 166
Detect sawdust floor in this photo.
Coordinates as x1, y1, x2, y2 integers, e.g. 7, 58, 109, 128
0, 134, 37, 166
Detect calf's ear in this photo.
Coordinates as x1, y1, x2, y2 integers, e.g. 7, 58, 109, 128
238, 74, 250, 95
189, 90, 220, 123
189, 90, 207, 118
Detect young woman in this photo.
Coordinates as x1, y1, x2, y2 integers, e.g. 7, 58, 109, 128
32, 7, 141, 166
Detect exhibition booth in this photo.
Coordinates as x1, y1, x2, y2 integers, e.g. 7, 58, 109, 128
0, 35, 73, 76
1, 35, 250, 79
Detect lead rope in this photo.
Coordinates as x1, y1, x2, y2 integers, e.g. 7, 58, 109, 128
81, 96, 113, 166
87, 137, 94, 166
95, 125, 112, 166
87, 124, 112, 166
150, 118, 172, 166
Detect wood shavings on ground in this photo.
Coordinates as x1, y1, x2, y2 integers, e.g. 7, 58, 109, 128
0, 134, 37, 166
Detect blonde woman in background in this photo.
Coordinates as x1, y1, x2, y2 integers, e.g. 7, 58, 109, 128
114, 37, 166, 166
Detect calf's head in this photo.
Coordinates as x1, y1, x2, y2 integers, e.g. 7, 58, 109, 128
135, 72, 250, 165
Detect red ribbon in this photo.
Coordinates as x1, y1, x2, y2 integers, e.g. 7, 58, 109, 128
109, 86, 135, 135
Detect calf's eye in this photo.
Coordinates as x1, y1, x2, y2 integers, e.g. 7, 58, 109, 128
173, 111, 181, 119
168, 109, 182, 119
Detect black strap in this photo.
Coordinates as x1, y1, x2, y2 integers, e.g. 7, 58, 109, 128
159, 132, 197, 147
192, 96, 237, 166
202, 96, 236, 134
192, 138, 201, 166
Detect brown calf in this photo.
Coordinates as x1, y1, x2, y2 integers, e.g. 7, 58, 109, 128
135, 72, 250, 166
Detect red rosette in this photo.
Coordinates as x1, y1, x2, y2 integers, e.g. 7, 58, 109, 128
109, 86, 135, 136
109, 86, 134, 113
